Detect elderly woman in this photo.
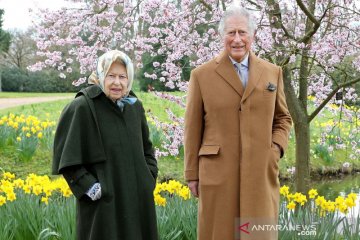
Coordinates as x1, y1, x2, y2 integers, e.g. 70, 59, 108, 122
52, 50, 158, 240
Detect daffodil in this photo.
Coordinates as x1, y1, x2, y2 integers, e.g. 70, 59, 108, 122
0, 195, 6, 206
287, 201, 296, 210
6, 191, 16, 202
37, 132, 43, 138
280, 185, 290, 197
308, 189, 318, 199
345, 197, 355, 208
41, 196, 49, 205
3, 172, 15, 180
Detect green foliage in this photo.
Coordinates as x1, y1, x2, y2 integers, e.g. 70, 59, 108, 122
15, 135, 38, 162
148, 122, 166, 149
278, 203, 344, 239
157, 196, 197, 240
1, 67, 82, 93
313, 144, 334, 166
0, 123, 13, 148
1, 190, 358, 240
0, 9, 11, 53
0, 192, 76, 240
341, 214, 360, 240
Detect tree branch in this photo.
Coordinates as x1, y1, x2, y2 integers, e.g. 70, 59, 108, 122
308, 77, 360, 122
296, 0, 319, 25
199, 0, 212, 11
246, 0, 262, 9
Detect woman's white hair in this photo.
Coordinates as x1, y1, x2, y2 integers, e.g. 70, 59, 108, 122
218, 5, 257, 37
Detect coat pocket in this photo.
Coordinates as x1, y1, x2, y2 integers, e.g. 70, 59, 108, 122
198, 145, 220, 156
263, 89, 276, 98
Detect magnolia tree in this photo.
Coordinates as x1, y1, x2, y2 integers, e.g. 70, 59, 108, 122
29, 0, 360, 192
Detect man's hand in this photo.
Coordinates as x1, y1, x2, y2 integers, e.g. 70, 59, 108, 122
188, 180, 199, 198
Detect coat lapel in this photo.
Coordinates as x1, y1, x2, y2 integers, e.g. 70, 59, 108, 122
215, 52, 244, 97
241, 52, 264, 104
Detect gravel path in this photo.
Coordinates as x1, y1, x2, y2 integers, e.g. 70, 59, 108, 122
0, 96, 73, 110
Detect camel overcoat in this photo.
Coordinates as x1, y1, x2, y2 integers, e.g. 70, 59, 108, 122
184, 51, 292, 240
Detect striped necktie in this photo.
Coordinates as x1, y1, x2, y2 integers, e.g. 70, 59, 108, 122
234, 63, 248, 88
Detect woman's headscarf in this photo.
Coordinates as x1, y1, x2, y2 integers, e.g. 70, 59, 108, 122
88, 50, 134, 96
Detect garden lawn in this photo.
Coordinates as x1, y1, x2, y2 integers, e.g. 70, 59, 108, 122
0, 92, 74, 98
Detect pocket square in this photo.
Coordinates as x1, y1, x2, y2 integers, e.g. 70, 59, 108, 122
266, 82, 277, 91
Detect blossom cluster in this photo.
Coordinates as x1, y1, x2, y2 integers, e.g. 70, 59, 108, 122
152, 92, 186, 108
148, 110, 184, 157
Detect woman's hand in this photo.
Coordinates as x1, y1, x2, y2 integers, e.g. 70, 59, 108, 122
86, 183, 102, 201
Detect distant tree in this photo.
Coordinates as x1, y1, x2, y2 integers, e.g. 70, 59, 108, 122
1, 29, 36, 70
0, 9, 11, 91
0, 9, 10, 53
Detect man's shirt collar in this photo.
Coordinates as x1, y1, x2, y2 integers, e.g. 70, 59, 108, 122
229, 54, 249, 68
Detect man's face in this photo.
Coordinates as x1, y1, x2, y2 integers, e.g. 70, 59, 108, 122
223, 16, 255, 62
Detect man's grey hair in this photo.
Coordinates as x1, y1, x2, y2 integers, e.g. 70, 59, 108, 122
218, 5, 257, 37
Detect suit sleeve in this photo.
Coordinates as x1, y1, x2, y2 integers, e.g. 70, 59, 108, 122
140, 103, 158, 180
184, 70, 204, 181
272, 67, 292, 157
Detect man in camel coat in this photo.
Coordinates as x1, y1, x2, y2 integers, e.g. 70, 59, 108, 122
184, 5, 292, 240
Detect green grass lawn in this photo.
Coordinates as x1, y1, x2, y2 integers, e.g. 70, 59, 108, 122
0, 92, 74, 98
0, 99, 73, 121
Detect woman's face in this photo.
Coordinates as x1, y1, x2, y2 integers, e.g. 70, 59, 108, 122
104, 61, 128, 102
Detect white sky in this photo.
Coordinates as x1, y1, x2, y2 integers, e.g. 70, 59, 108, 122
0, 0, 71, 30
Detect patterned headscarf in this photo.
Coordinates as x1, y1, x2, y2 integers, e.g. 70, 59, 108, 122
88, 50, 134, 96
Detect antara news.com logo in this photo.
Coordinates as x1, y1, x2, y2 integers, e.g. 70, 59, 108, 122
236, 220, 317, 238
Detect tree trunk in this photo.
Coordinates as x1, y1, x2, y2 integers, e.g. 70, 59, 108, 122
282, 65, 311, 194
294, 121, 310, 193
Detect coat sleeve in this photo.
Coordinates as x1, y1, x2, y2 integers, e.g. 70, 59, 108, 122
272, 67, 292, 157
140, 103, 158, 180
184, 70, 204, 181
62, 166, 98, 199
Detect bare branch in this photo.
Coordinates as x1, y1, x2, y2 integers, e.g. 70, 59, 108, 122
295, 0, 319, 25
245, 0, 262, 9
308, 77, 360, 122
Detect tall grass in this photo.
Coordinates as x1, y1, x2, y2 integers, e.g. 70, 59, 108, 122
0, 192, 76, 240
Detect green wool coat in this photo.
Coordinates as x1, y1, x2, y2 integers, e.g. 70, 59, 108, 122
52, 85, 158, 240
